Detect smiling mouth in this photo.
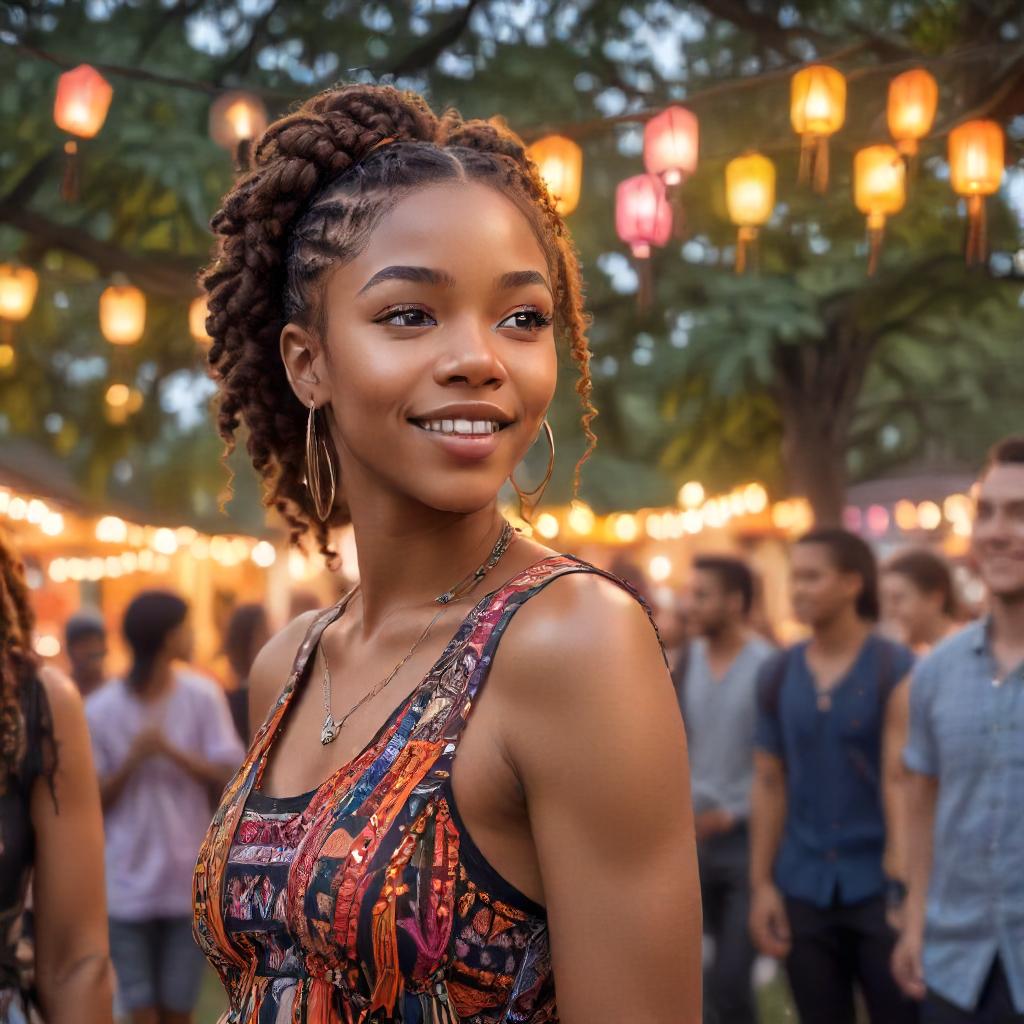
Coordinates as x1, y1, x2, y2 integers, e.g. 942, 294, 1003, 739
410, 418, 512, 436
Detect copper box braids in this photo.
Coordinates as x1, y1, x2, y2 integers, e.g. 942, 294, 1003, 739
201, 84, 597, 558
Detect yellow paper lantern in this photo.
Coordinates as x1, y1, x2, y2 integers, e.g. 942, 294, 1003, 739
887, 68, 938, 157
209, 91, 268, 170
189, 295, 211, 344
527, 135, 583, 216
100, 283, 146, 346
790, 65, 846, 192
949, 119, 1004, 265
854, 145, 905, 275
725, 153, 776, 273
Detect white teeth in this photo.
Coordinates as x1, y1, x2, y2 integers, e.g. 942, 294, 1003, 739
417, 418, 500, 435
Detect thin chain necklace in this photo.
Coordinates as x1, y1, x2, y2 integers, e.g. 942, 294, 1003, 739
319, 520, 517, 745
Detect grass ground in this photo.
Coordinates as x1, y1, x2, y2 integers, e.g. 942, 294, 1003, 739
195, 965, 799, 1022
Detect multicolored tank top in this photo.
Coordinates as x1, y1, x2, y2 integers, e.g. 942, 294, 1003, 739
194, 555, 641, 1024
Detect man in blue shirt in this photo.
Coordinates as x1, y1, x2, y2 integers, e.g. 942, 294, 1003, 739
894, 436, 1024, 1022
750, 528, 915, 1023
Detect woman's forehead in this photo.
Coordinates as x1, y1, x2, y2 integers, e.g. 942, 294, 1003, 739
339, 182, 549, 285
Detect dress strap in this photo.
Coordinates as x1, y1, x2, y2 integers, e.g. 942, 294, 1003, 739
424, 554, 666, 777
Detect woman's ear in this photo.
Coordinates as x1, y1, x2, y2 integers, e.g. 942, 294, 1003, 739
280, 322, 329, 407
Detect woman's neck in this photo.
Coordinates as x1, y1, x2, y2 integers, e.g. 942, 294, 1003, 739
346, 496, 507, 635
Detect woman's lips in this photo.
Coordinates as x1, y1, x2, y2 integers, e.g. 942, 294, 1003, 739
410, 419, 508, 462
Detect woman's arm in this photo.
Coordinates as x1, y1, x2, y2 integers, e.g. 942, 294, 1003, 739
498, 575, 702, 1024
31, 667, 114, 1024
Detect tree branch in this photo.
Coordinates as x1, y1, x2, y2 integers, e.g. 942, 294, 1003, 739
379, 0, 484, 77
0, 203, 198, 297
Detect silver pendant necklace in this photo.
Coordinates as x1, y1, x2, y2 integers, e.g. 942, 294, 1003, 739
319, 520, 517, 745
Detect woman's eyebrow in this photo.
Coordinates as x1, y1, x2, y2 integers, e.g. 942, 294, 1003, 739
495, 270, 552, 295
357, 265, 456, 294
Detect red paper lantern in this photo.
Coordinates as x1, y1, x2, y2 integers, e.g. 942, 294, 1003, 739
615, 175, 672, 258
643, 106, 699, 186
53, 64, 114, 201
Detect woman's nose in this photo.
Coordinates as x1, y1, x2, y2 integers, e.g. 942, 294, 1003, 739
433, 319, 507, 388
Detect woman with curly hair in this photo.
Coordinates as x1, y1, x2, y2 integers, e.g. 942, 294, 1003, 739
0, 531, 113, 1023
193, 84, 700, 1024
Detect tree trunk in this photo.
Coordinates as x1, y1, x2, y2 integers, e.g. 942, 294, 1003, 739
773, 322, 877, 527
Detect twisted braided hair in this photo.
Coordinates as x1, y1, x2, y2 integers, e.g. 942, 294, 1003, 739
202, 84, 596, 557
0, 530, 36, 790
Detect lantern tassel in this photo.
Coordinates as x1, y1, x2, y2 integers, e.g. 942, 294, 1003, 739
736, 227, 759, 275
1, 321, 12, 347
234, 137, 252, 173
813, 136, 829, 194
866, 219, 885, 277
635, 253, 653, 312
61, 140, 80, 202
965, 195, 987, 267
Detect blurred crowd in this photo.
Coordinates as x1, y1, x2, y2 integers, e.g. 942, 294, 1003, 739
2, 434, 1022, 1024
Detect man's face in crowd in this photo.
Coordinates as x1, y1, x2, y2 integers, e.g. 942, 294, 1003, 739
972, 462, 1024, 603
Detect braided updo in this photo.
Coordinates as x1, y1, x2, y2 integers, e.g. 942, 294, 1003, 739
202, 84, 596, 555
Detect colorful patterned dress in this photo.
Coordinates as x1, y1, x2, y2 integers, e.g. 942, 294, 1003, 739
194, 555, 644, 1024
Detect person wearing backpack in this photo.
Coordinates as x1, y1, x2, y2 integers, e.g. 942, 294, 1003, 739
748, 528, 916, 1023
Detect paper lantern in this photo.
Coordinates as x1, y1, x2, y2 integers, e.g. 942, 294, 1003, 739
726, 153, 775, 273
949, 119, 1004, 266
887, 69, 938, 157
790, 65, 846, 192
0, 265, 38, 322
527, 135, 583, 216
209, 91, 268, 170
615, 174, 672, 258
100, 283, 146, 346
53, 64, 113, 201
53, 64, 113, 139
643, 106, 699, 186
854, 145, 905, 275
189, 295, 211, 344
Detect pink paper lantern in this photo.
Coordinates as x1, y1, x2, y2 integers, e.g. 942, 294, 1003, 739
643, 106, 699, 186
616, 175, 672, 258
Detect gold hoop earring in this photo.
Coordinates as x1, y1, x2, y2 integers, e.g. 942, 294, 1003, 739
305, 401, 337, 522
511, 419, 555, 521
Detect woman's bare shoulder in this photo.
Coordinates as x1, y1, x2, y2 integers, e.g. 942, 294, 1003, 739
247, 608, 325, 727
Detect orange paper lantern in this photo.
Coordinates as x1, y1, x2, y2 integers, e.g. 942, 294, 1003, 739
948, 119, 1004, 265
726, 153, 775, 273
209, 91, 268, 170
790, 65, 846, 192
100, 283, 146, 346
189, 296, 211, 345
53, 64, 113, 139
643, 106, 699, 186
854, 145, 905, 274
53, 64, 114, 201
887, 69, 938, 157
526, 135, 583, 216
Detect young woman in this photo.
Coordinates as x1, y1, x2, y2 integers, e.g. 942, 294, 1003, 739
193, 83, 701, 1024
880, 549, 958, 652
87, 590, 244, 1024
0, 531, 113, 1023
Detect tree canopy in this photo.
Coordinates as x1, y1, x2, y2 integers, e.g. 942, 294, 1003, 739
1, 0, 1022, 528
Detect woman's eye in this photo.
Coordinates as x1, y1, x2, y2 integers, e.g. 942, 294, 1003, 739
498, 309, 553, 332
379, 308, 436, 328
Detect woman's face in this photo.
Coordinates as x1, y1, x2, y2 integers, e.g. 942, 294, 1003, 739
285, 181, 559, 519
880, 571, 940, 645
